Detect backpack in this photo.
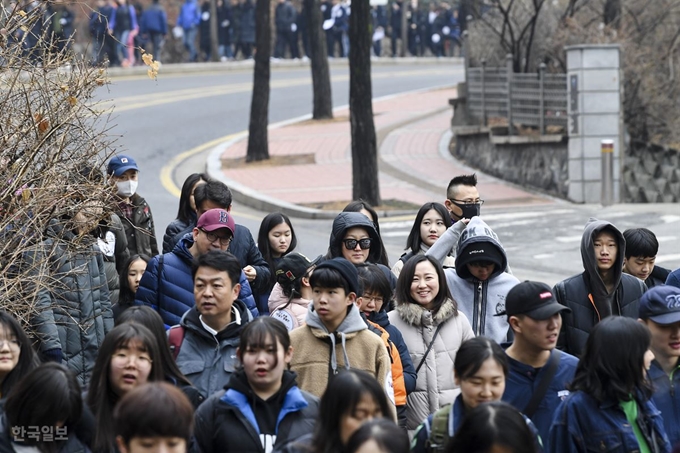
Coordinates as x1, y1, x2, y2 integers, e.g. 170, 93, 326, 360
168, 325, 185, 360
424, 404, 454, 453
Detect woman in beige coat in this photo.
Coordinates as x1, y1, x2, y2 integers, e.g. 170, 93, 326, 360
388, 254, 474, 431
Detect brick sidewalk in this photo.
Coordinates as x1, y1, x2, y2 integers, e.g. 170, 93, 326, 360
218, 87, 553, 210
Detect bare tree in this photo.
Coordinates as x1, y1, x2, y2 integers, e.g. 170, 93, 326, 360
349, 0, 380, 205
247, 0, 272, 162
210, 0, 220, 61
305, 0, 333, 119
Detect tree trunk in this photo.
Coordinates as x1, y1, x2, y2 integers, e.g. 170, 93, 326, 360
305, 0, 333, 119
246, 0, 271, 162
400, 0, 408, 57
209, 0, 220, 61
349, 0, 380, 205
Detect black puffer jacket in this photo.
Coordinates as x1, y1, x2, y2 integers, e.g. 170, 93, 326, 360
117, 193, 158, 258
554, 218, 646, 357
193, 370, 318, 453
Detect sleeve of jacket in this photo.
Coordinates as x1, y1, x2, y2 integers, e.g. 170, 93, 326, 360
161, 10, 168, 34
96, 250, 115, 334
112, 215, 130, 275
147, 207, 159, 256
134, 256, 161, 311
163, 220, 184, 254
191, 398, 216, 453
548, 402, 583, 453
239, 270, 260, 318
391, 328, 416, 394
425, 221, 465, 264
410, 414, 434, 453
243, 232, 271, 293
130, 5, 139, 30
375, 339, 396, 420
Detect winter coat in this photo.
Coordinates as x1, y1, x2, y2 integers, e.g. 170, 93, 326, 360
163, 214, 195, 254
554, 219, 647, 357
369, 310, 416, 394
217, 3, 232, 45
387, 298, 474, 431
140, 3, 167, 35
175, 303, 252, 400
275, 0, 296, 32
89, 5, 114, 37
391, 243, 456, 278
239, 0, 255, 44
327, 212, 397, 289
665, 268, 680, 288
268, 283, 310, 331
35, 220, 114, 388
549, 391, 671, 453
643, 265, 671, 289
193, 370, 319, 453
134, 234, 258, 327
177, 0, 200, 29
116, 193, 158, 259
433, 217, 518, 343
648, 359, 680, 447
96, 214, 129, 306
113, 4, 138, 34
289, 304, 393, 402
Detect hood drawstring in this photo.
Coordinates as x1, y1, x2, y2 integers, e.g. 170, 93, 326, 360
328, 332, 351, 375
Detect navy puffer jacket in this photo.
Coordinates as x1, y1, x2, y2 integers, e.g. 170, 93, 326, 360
135, 234, 258, 327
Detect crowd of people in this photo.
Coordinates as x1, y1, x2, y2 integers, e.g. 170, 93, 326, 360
1, 153, 680, 453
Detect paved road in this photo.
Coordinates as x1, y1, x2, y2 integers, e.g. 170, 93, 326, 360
102, 61, 680, 287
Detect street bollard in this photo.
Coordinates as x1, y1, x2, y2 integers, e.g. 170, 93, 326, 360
601, 140, 614, 206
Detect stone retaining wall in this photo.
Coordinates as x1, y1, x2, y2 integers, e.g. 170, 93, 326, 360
623, 141, 680, 202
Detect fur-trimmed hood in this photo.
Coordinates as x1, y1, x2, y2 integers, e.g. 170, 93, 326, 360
394, 298, 458, 328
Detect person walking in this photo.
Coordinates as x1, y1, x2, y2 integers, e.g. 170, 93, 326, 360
274, 0, 298, 59
177, 0, 200, 61
139, 0, 167, 61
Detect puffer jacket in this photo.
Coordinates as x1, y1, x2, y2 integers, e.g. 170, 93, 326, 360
327, 212, 397, 289
555, 218, 646, 357
96, 214, 129, 306
193, 370, 319, 453
428, 217, 518, 343
369, 310, 416, 394
117, 193, 158, 258
135, 234, 258, 327
388, 299, 474, 431
162, 213, 195, 254
268, 283, 310, 331
175, 303, 252, 400
36, 220, 114, 388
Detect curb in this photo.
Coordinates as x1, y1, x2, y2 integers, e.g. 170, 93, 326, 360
105, 56, 464, 79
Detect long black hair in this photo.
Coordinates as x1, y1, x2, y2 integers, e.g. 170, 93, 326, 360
395, 255, 456, 316
405, 202, 451, 253
257, 212, 297, 290
118, 254, 150, 307
570, 316, 652, 403
0, 310, 39, 396
176, 173, 208, 224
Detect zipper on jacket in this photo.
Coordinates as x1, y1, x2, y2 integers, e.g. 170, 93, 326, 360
476, 282, 483, 336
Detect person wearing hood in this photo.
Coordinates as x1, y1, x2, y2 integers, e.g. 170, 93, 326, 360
554, 218, 647, 357
325, 212, 397, 292
288, 258, 394, 407
388, 254, 474, 432
269, 252, 317, 331
193, 317, 318, 452
426, 216, 519, 344
173, 250, 253, 400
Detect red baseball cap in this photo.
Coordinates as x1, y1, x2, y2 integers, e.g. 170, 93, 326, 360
196, 209, 235, 235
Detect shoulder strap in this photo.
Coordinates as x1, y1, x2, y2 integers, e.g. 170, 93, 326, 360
415, 321, 445, 374
427, 404, 453, 453
523, 350, 561, 417
168, 325, 185, 360
399, 251, 414, 264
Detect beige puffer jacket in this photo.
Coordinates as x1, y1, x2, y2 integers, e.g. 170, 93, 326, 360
388, 299, 474, 430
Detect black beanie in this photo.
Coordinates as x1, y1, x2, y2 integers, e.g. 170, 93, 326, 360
456, 242, 504, 279
315, 258, 360, 295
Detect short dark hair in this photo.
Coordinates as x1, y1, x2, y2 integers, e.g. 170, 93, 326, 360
237, 317, 291, 368
192, 250, 242, 288
454, 337, 508, 381
623, 228, 659, 259
447, 174, 477, 198
193, 179, 232, 212
357, 264, 392, 310
395, 255, 457, 316
406, 202, 452, 253
309, 265, 351, 295
0, 310, 39, 397
570, 316, 652, 403
345, 419, 409, 453
312, 370, 392, 453
5, 363, 82, 450
177, 173, 208, 223
446, 401, 537, 453
114, 382, 194, 444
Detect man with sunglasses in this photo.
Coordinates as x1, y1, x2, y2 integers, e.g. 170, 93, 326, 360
136, 209, 259, 327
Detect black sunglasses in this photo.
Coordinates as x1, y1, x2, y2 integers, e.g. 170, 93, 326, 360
343, 238, 372, 250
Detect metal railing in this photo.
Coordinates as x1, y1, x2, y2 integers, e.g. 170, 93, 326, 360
467, 54, 568, 135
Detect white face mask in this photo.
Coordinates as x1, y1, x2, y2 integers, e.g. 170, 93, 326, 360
116, 180, 138, 198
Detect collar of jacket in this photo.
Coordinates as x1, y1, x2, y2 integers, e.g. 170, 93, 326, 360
394, 298, 457, 327
648, 358, 680, 380
180, 302, 250, 341
305, 303, 367, 336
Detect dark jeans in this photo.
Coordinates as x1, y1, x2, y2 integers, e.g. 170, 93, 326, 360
274, 29, 298, 58
148, 31, 164, 61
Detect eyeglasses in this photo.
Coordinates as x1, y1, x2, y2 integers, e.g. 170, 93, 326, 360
200, 228, 232, 246
112, 352, 153, 368
343, 238, 372, 250
0, 339, 20, 351
448, 198, 485, 206
361, 295, 383, 304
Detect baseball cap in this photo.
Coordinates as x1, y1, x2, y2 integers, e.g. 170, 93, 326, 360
107, 155, 139, 176
275, 253, 321, 285
196, 208, 235, 235
639, 285, 680, 325
496, 281, 571, 320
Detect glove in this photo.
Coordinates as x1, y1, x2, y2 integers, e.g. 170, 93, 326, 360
42, 348, 63, 364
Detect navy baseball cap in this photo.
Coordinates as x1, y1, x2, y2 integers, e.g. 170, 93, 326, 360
639, 285, 680, 325
107, 155, 139, 176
